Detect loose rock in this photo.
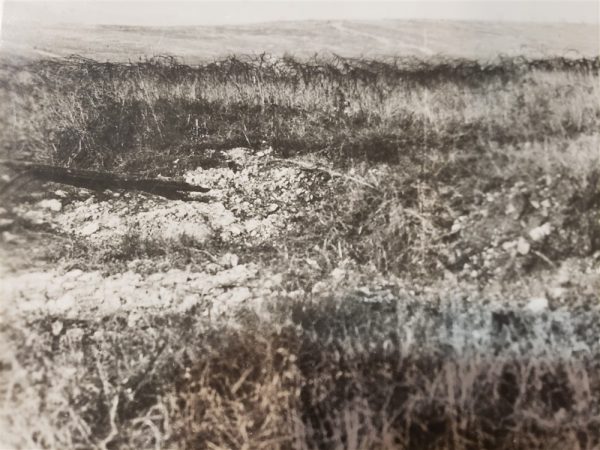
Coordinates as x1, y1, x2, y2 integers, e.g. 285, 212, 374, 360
525, 297, 548, 313
38, 199, 63, 212
529, 223, 552, 242
80, 222, 100, 236
517, 237, 530, 255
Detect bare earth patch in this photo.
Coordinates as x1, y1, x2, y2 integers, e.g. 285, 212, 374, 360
1, 148, 330, 321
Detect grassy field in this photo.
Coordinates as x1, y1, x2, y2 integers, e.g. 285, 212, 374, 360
1, 47, 600, 449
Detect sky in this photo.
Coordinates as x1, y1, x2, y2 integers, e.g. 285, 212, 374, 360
1, 0, 599, 30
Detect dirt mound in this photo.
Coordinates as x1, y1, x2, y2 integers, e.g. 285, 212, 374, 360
0, 262, 288, 320
9, 148, 325, 249
0, 148, 331, 319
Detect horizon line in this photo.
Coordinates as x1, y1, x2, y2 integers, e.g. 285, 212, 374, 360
8, 16, 600, 27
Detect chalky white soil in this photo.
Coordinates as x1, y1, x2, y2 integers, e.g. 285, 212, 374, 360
2, 147, 599, 323
0, 148, 326, 319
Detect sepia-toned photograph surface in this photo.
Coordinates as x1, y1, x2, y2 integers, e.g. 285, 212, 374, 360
0, 1, 599, 448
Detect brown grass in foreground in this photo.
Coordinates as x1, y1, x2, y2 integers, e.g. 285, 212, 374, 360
2, 297, 600, 449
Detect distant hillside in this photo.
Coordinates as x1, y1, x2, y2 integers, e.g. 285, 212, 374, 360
1, 19, 598, 63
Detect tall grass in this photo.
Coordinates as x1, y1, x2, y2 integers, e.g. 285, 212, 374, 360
2, 54, 599, 278
3, 297, 600, 449
1, 55, 598, 173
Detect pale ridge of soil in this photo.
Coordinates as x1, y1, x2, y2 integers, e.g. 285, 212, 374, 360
0, 148, 328, 320
0, 264, 286, 320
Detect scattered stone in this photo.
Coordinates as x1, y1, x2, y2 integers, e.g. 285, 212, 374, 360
64, 327, 85, 344
311, 281, 329, 295
450, 222, 462, 233
244, 219, 261, 233
218, 253, 240, 268
330, 267, 347, 284
525, 296, 548, 313
548, 286, 566, 300
305, 258, 320, 271
165, 222, 211, 243
64, 269, 84, 280
256, 147, 273, 157
178, 294, 201, 312
502, 240, 516, 251
529, 223, 552, 242
51, 320, 63, 336
210, 286, 252, 317
211, 264, 257, 288
50, 293, 76, 313
517, 237, 531, 255
37, 199, 62, 212
359, 288, 395, 303
22, 210, 46, 225
54, 190, 68, 198
80, 222, 100, 236
505, 203, 517, 215
356, 286, 372, 296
